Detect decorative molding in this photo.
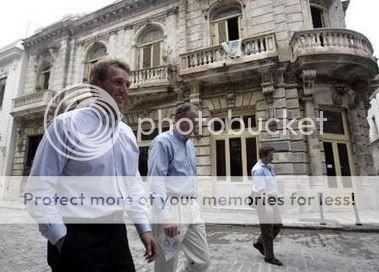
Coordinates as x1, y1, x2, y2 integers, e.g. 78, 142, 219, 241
302, 69, 317, 97
261, 70, 274, 104
226, 92, 235, 108
23, 1, 176, 49
333, 85, 347, 106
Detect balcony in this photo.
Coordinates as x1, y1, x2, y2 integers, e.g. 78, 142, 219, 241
128, 65, 174, 96
179, 34, 278, 82
290, 28, 378, 80
10, 89, 57, 118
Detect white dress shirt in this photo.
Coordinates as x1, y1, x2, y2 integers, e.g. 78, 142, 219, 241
26, 106, 151, 244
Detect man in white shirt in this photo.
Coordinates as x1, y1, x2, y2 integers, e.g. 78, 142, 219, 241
26, 59, 157, 272
148, 103, 210, 272
251, 146, 283, 266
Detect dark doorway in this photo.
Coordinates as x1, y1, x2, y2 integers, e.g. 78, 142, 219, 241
24, 135, 43, 176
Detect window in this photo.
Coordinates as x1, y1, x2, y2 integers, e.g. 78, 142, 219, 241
310, 6, 327, 28
84, 43, 107, 82
41, 68, 50, 90
0, 77, 7, 108
36, 62, 51, 91
211, 4, 242, 45
212, 113, 258, 180
320, 109, 354, 185
137, 27, 164, 69
324, 111, 345, 135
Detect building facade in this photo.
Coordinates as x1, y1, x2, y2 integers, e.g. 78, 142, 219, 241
6, 0, 378, 202
0, 41, 25, 200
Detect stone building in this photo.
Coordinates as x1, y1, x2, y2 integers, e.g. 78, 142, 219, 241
6, 0, 378, 201
0, 41, 25, 200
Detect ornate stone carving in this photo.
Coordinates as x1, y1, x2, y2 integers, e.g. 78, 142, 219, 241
302, 69, 317, 97
261, 70, 274, 104
226, 92, 235, 108
333, 86, 347, 106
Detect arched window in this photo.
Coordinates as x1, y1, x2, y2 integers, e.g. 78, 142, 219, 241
210, 2, 242, 45
310, 0, 329, 28
35, 62, 51, 91
84, 43, 107, 82
137, 26, 164, 69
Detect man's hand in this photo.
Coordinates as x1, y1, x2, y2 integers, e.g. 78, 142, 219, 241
163, 224, 178, 238
56, 236, 65, 254
140, 232, 157, 263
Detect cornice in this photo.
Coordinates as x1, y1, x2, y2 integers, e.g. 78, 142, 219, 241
76, 5, 177, 48
23, 0, 176, 49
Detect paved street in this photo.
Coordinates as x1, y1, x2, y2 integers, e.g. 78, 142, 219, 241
0, 208, 378, 272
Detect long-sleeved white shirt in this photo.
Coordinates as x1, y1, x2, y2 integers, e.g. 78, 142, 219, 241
26, 106, 151, 244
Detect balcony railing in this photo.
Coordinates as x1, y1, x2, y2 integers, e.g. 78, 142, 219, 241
179, 34, 277, 74
129, 66, 172, 88
290, 28, 375, 61
11, 89, 57, 116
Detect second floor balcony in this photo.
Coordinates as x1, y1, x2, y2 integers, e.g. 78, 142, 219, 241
179, 33, 278, 81
10, 89, 57, 118
290, 28, 378, 80
128, 65, 175, 96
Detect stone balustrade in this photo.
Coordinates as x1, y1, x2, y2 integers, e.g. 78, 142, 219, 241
290, 28, 375, 61
11, 89, 57, 116
13, 90, 56, 108
129, 66, 171, 88
179, 33, 277, 74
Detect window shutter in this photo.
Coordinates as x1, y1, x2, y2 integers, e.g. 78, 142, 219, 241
152, 42, 161, 67
217, 21, 228, 44
142, 45, 152, 68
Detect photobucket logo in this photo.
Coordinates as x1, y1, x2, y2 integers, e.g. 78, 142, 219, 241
43, 84, 121, 161
137, 109, 327, 140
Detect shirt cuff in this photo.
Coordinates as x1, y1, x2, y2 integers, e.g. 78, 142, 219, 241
39, 224, 67, 245
135, 223, 152, 235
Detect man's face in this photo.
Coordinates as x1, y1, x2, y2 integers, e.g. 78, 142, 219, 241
97, 66, 130, 109
266, 151, 274, 163
180, 109, 199, 135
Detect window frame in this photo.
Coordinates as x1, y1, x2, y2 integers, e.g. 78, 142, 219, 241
213, 15, 242, 45
84, 44, 107, 82
138, 40, 163, 69
320, 107, 356, 180
211, 112, 259, 182
0, 76, 7, 108
310, 4, 329, 28
137, 28, 164, 70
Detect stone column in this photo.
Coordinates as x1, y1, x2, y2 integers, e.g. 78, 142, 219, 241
301, 70, 323, 176
189, 81, 201, 107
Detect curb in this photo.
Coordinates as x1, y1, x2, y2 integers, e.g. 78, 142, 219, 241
206, 223, 379, 233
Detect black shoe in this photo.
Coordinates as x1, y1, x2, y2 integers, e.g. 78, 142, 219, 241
253, 242, 265, 256
265, 258, 283, 266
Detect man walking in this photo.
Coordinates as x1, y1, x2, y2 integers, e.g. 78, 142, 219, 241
26, 59, 157, 272
251, 146, 283, 266
148, 103, 210, 272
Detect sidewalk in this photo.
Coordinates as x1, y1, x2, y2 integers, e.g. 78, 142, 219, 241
200, 207, 379, 232
1, 200, 378, 232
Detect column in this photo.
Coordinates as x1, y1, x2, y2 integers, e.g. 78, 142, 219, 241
301, 70, 323, 176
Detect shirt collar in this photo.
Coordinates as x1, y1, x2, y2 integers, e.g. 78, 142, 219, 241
89, 104, 123, 126
259, 160, 272, 169
173, 129, 189, 142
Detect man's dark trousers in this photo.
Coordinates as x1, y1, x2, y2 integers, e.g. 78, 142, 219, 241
47, 224, 136, 272
255, 203, 282, 260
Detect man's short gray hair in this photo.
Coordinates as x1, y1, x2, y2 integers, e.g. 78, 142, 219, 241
175, 103, 197, 121
89, 58, 130, 85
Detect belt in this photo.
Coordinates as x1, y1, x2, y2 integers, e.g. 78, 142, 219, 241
63, 211, 124, 224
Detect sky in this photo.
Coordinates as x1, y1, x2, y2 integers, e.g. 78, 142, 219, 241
0, 0, 378, 56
